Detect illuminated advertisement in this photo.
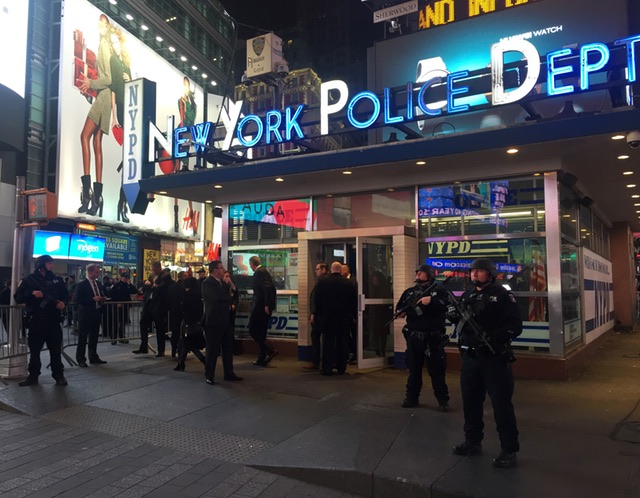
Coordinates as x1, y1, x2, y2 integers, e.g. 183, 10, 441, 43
582, 248, 614, 342
371, 0, 630, 139
0, 0, 29, 97
68, 234, 106, 262
230, 199, 315, 230
33, 231, 72, 259
58, 0, 203, 236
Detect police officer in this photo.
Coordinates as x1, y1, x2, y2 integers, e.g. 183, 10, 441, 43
447, 258, 523, 469
109, 272, 137, 344
14, 255, 70, 386
397, 264, 449, 411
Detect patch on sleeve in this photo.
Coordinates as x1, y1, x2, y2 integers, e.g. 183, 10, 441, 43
508, 293, 516, 303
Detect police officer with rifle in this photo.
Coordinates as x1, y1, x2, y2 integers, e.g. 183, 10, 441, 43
446, 258, 522, 469
396, 264, 450, 411
14, 255, 69, 386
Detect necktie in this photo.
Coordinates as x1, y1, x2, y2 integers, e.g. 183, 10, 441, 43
91, 279, 101, 308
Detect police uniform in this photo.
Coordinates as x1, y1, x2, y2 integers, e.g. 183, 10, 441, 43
14, 255, 69, 385
449, 258, 523, 468
397, 266, 449, 410
109, 276, 137, 342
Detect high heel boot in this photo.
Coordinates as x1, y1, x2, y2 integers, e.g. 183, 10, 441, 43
78, 175, 92, 213
117, 186, 129, 223
87, 182, 103, 217
174, 205, 179, 232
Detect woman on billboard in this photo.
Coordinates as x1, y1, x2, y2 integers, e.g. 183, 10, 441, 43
108, 26, 132, 223
76, 13, 112, 217
176, 76, 197, 234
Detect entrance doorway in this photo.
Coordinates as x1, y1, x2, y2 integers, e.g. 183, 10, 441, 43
299, 227, 414, 369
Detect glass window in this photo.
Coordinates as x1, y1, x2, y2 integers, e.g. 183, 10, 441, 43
579, 204, 592, 250
559, 184, 579, 242
561, 242, 582, 349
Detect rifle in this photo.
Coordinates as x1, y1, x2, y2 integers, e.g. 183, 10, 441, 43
443, 287, 496, 355
386, 279, 439, 326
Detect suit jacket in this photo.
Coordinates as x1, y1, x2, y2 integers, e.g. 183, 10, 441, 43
313, 273, 357, 333
75, 278, 104, 324
250, 266, 276, 315
201, 276, 231, 330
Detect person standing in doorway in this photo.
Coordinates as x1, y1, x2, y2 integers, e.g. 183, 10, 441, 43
248, 256, 278, 367
304, 262, 328, 371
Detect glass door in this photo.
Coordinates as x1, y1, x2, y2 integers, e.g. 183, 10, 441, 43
356, 237, 394, 369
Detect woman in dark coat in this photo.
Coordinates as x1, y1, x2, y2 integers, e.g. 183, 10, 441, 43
174, 277, 206, 371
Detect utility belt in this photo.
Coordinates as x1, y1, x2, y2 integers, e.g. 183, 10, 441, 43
403, 327, 445, 341
459, 343, 516, 363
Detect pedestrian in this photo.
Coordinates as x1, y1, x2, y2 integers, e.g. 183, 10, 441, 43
14, 255, 69, 386
248, 256, 278, 366
447, 258, 523, 468
75, 263, 108, 367
304, 261, 328, 371
167, 271, 187, 357
313, 261, 357, 376
174, 276, 206, 372
341, 264, 358, 364
66, 275, 77, 327
109, 272, 137, 344
134, 262, 172, 356
396, 264, 450, 411
202, 260, 242, 384
223, 271, 239, 332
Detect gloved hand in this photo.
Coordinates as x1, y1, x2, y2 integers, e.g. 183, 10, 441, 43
446, 304, 459, 322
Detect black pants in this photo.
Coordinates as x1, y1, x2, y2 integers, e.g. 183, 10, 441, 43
76, 310, 101, 362
460, 352, 519, 453
177, 322, 206, 368
310, 322, 321, 366
405, 330, 449, 403
168, 312, 182, 354
113, 304, 130, 340
321, 328, 349, 374
249, 310, 272, 363
205, 325, 234, 380
138, 303, 153, 352
27, 316, 64, 380
153, 308, 168, 355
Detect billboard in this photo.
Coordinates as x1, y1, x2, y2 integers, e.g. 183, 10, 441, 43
371, 0, 629, 139
0, 0, 29, 98
33, 231, 72, 259
58, 0, 204, 236
69, 234, 106, 262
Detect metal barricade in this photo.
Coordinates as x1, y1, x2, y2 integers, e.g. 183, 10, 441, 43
0, 305, 28, 359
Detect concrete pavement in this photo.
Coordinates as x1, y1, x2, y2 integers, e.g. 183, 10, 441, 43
0, 329, 638, 497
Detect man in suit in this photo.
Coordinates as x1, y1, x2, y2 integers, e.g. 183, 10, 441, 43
314, 261, 358, 376
248, 256, 277, 367
75, 263, 108, 367
202, 260, 242, 385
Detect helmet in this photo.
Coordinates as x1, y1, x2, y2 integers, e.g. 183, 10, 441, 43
35, 255, 54, 269
469, 258, 497, 278
415, 264, 435, 280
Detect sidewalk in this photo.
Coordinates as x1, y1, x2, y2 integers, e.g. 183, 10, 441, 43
0, 330, 638, 497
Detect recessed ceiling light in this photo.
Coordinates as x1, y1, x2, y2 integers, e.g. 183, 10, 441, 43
627, 184, 636, 188
633, 194, 640, 198
533, 173, 541, 176
126, 13, 134, 20
168, 46, 175, 52
342, 171, 352, 175
158, 191, 167, 194
562, 214, 570, 218
507, 148, 519, 154
612, 134, 626, 140
214, 185, 222, 189
623, 171, 634, 175
192, 65, 198, 70
205, 200, 212, 204
211, 81, 217, 86
202, 73, 207, 78
180, 56, 187, 62
275, 177, 284, 182
156, 36, 163, 42
619, 155, 630, 160
141, 24, 149, 31
326, 194, 333, 197
387, 188, 395, 192
416, 161, 426, 165
635, 203, 640, 206
109, 0, 117, 5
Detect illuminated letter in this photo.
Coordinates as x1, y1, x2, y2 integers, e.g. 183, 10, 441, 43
406, 83, 414, 120
174, 126, 188, 159
320, 80, 348, 135
218, 99, 244, 151
347, 91, 380, 129
265, 110, 283, 145
383, 87, 404, 125
148, 116, 174, 162
614, 34, 640, 83
417, 78, 443, 116
491, 39, 541, 105
580, 43, 610, 90
190, 122, 211, 154
285, 104, 306, 141
469, 0, 496, 17
547, 48, 574, 96
237, 115, 263, 147
447, 71, 470, 113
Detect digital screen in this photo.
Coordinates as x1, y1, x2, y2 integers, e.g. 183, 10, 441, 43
32, 231, 72, 259
230, 199, 315, 230
0, 0, 29, 97
68, 234, 106, 261
232, 253, 257, 277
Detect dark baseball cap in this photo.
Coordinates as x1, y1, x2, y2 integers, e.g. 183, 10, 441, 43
121, 273, 131, 279
197, 268, 206, 274
415, 264, 431, 273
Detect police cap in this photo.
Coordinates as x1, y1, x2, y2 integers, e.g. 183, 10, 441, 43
121, 273, 131, 279
469, 258, 497, 278
415, 264, 435, 279
35, 255, 54, 269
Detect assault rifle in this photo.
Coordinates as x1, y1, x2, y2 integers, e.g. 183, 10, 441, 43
443, 287, 496, 355
386, 279, 439, 326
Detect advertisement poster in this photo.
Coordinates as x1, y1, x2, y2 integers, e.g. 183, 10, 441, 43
230, 199, 315, 230
58, 0, 204, 236
582, 248, 614, 343
143, 249, 160, 281
0, 0, 29, 97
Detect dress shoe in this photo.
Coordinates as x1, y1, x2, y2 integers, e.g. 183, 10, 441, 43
492, 450, 517, 468
264, 349, 279, 364
132, 349, 148, 354
205, 378, 215, 385
174, 363, 185, 372
155, 353, 165, 358
119, 340, 129, 344
252, 360, 267, 367
18, 376, 39, 386
438, 401, 450, 412
55, 377, 68, 386
111, 341, 117, 345
453, 441, 482, 456
302, 363, 319, 371
77, 360, 88, 368
223, 374, 243, 381
402, 397, 419, 408
90, 358, 107, 365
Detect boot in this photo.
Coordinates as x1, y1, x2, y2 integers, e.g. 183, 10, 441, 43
87, 182, 103, 216
174, 205, 179, 232
173, 361, 185, 372
117, 186, 129, 223
78, 175, 92, 213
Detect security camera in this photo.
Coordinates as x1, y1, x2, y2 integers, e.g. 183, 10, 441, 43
147, 193, 156, 202
241, 73, 254, 86
627, 130, 640, 148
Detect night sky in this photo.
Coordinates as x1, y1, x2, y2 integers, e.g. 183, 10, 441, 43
223, 0, 297, 35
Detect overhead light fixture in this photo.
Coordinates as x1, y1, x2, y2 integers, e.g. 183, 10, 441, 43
202, 73, 207, 78
192, 65, 198, 70
623, 171, 634, 175
213, 185, 222, 189
109, 0, 117, 4
211, 81, 217, 86
633, 194, 640, 198
507, 148, 519, 154
627, 184, 636, 188
126, 13, 134, 20
275, 177, 284, 182
612, 134, 626, 140
141, 24, 149, 31
158, 191, 167, 194
156, 36, 163, 42
168, 46, 175, 52
635, 203, 640, 206
342, 171, 352, 175
180, 56, 187, 61
416, 161, 426, 165
205, 200, 212, 204
533, 173, 541, 176
619, 155, 630, 160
